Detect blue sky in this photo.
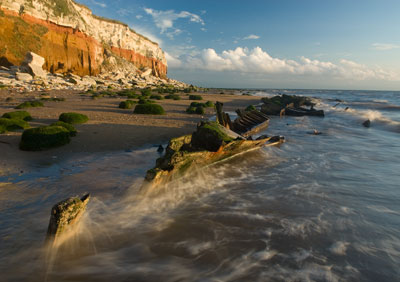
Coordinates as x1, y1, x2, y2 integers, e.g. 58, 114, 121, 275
80, 0, 400, 90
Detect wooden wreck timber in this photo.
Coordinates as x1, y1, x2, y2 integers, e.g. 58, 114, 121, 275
46, 194, 90, 247
215, 101, 270, 138
143, 121, 284, 189
261, 94, 325, 117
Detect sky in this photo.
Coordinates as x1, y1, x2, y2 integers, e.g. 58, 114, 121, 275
79, 0, 400, 90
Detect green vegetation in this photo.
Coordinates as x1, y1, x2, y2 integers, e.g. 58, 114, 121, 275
165, 94, 181, 100
2, 111, 32, 121
20, 126, 70, 151
0, 125, 6, 134
15, 101, 44, 109
119, 100, 137, 109
0, 84, 8, 89
59, 112, 89, 124
141, 88, 152, 96
0, 118, 30, 131
117, 89, 138, 99
201, 122, 233, 143
50, 121, 77, 137
186, 105, 204, 115
205, 101, 214, 108
189, 95, 203, 100
183, 88, 191, 93
134, 104, 165, 115
138, 98, 155, 104
150, 94, 164, 100
40, 97, 66, 102
189, 101, 214, 108
245, 105, 256, 111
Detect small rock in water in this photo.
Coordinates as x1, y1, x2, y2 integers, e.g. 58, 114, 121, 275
344, 107, 349, 111
309, 129, 322, 135
157, 144, 164, 153
362, 119, 371, 128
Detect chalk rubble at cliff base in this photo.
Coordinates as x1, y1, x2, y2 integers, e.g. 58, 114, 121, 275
0, 52, 188, 92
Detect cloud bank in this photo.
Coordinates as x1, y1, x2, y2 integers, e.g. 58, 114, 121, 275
372, 43, 400, 51
168, 47, 399, 81
144, 8, 204, 33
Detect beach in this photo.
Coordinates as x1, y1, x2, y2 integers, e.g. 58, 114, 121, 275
0, 89, 259, 176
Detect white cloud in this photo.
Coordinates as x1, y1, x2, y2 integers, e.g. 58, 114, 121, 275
136, 15, 143, 19
243, 34, 260, 40
90, 0, 106, 8
165, 52, 182, 68
372, 43, 400, 51
144, 8, 205, 37
169, 46, 399, 81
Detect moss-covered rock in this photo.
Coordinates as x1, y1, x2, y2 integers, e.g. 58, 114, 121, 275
2, 111, 32, 121
15, 100, 44, 109
134, 104, 165, 115
119, 100, 137, 109
50, 121, 77, 137
195, 106, 205, 114
245, 105, 256, 111
191, 121, 234, 151
141, 88, 152, 96
0, 118, 30, 131
20, 126, 71, 151
205, 101, 214, 108
150, 94, 164, 100
165, 94, 181, 100
189, 95, 203, 100
59, 112, 89, 124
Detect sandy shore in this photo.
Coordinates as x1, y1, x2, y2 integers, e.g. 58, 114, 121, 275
0, 89, 261, 176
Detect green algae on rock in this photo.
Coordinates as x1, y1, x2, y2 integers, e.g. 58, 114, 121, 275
2, 111, 33, 121
59, 112, 89, 124
19, 125, 70, 151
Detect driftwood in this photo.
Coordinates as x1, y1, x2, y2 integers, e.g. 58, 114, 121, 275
46, 194, 90, 246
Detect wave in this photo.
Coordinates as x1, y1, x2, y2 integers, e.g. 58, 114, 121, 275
320, 102, 400, 133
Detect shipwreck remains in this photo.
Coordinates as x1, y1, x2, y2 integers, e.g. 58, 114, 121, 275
143, 121, 284, 188
261, 94, 324, 117
215, 101, 270, 137
46, 194, 90, 247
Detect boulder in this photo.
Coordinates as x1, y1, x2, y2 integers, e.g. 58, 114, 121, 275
141, 68, 153, 78
21, 52, 46, 78
362, 119, 371, 128
16, 72, 33, 81
46, 194, 90, 246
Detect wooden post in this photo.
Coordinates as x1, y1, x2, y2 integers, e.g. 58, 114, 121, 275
215, 102, 225, 127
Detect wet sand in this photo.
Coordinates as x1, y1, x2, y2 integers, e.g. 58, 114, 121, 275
0, 89, 260, 176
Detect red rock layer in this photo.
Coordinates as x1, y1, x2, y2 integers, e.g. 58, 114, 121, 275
0, 7, 167, 77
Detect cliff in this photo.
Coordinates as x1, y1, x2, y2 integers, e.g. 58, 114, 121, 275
0, 0, 167, 78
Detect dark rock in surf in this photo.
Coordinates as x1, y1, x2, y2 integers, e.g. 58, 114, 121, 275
157, 144, 164, 153
362, 119, 371, 128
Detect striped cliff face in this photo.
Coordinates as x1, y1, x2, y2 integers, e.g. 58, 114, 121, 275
0, 0, 167, 78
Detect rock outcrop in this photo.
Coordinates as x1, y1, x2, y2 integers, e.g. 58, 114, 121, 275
0, 0, 167, 78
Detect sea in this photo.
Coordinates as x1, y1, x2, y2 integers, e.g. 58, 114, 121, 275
0, 89, 399, 282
